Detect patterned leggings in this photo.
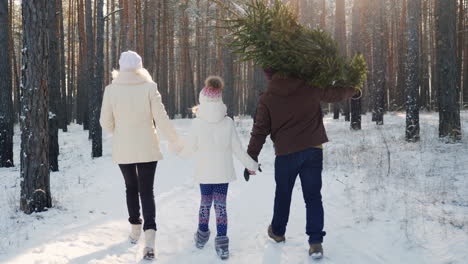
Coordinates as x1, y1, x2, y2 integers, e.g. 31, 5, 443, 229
198, 183, 229, 236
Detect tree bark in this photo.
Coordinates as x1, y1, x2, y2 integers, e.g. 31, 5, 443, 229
350, 0, 362, 130
111, 0, 118, 69
20, 0, 52, 214
126, 0, 135, 50
435, 0, 461, 140
463, 0, 468, 108
420, 0, 431, 110
373, 0, 386, 125
395, 0, 407, 110
58, 0, 68, 132
143, 0, 156, 76
86, 0, 95, 137
91, 0, 104, 158
47, 0, 60, 172
0, 0, 14, 167
333, 0, 346, 120
457, 0, 464, 93
405, 0, 420, 142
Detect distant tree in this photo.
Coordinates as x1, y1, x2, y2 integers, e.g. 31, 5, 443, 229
0, 0, 14, 168
333, 0, 346, 120
435, 0, 461, 140
350, 0, 362, 130
404, 0, 420, 142
180, 0, 195, 118
419, 0, 431, 110
126, 0, 135, 50
395, 0, 407, 110
143, 0, 156, 76
20, 0, 52, 214
372, 0, 386, 125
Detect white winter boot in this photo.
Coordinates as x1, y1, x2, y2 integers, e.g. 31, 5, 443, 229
143, 229, 156, 260
129, 224, 142, 244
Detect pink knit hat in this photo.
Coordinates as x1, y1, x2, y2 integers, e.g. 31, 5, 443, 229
199, 87, 223, 103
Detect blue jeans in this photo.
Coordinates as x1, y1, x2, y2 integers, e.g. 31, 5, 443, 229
271, 148, 326, 244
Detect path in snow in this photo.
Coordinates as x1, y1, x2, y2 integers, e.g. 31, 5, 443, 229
0, 113, 467, 264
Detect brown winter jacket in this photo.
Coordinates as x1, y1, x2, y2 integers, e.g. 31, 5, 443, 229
247, 76, 356, 158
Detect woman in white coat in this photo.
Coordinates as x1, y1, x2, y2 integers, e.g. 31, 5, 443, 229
100, 51, 181, 260
180, 76, 258, 260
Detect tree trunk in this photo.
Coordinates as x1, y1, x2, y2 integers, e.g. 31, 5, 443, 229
9, 0, 20, 125
158, 0, 169, 113
58, 0, 67, 132
333, 0, 346, 120
77, 0, 89, 128
47, 0, 60, 172
405, 0, 420, 142
320, 0, 326, 29
120, 0, 128, 52
20, 0, 52, 214
168, 4, 176, 117
464, 0, 468, 108
335, 0, 350, 121
143, 0, 156, 76
0, 0, 14, 168
373, 0, 386, 125
436, 0, 461, 140
395, 0, 407, 110
350, 0, 362, 130
111, 0, 118, 69
67, 0, 74, 124
86, 0, 95, 138
420, 0, 431, 110
457, 0, 464, 93
180, 0, 195, 118
91, 0, 104, 158
223, 47, 235, 118
126, 0, 135, 50
135, 0, 144, 56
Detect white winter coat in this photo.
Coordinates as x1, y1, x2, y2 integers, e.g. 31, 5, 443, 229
181, 100, 258, 184
100, 71, 180, 164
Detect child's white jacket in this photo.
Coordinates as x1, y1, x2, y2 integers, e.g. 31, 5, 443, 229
180, 97, 258, 184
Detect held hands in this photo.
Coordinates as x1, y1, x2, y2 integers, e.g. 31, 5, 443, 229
243, 164, 262, 182
169, 139, 185, 154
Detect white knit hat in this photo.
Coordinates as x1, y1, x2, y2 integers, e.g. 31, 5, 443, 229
119, 51, 143, 72
199, 87, 223, 104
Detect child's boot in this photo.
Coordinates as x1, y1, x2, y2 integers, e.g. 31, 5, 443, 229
194, 229, 210, 249
143, 229, 156, 260
214, 236, 229, 260
309, 243, 323, 259
129, 224, 142, 244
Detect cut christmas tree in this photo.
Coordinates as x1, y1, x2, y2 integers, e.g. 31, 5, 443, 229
219, 0, 367, 90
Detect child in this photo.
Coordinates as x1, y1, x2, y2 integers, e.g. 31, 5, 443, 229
179, 76, 258, 260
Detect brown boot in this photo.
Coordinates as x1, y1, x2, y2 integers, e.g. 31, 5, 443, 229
267, 225, 285, 243
309, 243, 323, 259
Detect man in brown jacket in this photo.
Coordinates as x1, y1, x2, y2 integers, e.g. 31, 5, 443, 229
246, 73, 356, 259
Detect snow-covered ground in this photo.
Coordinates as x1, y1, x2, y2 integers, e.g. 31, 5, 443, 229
0, 112, 467, 264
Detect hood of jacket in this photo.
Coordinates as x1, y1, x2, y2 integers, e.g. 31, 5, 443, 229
267, 76, 306, 97
196, 102, 227, 123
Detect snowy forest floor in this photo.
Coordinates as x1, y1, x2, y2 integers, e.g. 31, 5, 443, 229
1, 112, 467, 264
